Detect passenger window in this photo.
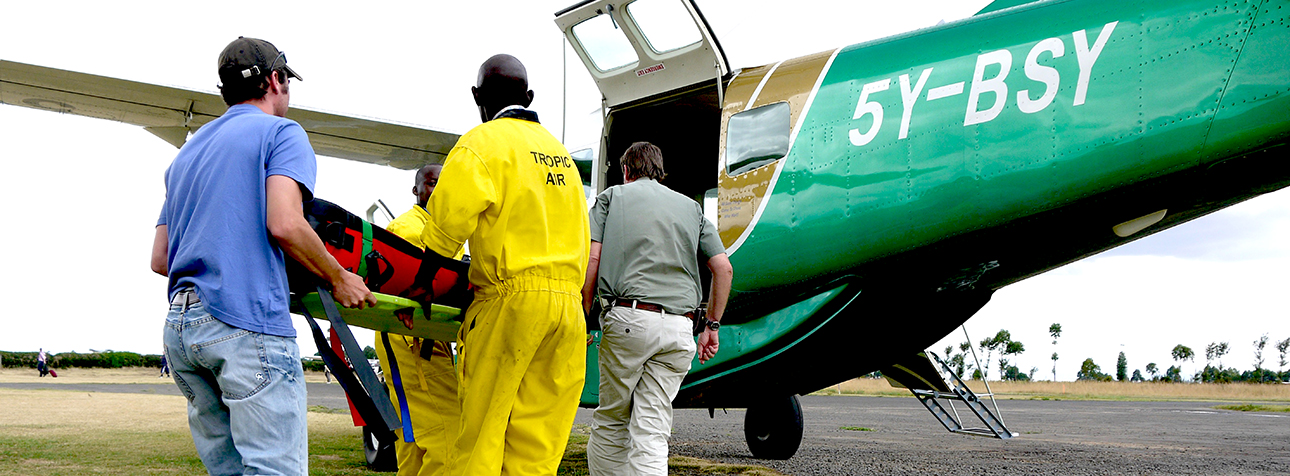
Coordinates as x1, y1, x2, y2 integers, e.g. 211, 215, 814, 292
626, 0, 702, 55
703, 188, 718, 226
572, 13, 637, 72
725, 102, 790, 175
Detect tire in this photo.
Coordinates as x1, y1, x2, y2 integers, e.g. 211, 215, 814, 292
744, 394, 804, 460
362, 426, 399, 472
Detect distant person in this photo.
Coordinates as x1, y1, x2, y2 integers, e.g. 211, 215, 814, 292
151, 36, 375, 475
420, 54, 590, 475
374, 163, 462, 476
37, 348, 48, 377
158, 353, 170, 378
582, 142, 732, 475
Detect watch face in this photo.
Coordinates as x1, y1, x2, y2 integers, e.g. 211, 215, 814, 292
707, 320, 720, 330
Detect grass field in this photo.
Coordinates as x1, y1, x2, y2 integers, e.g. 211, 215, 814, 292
812, 376, 1290, 402
0, 368, 778, 475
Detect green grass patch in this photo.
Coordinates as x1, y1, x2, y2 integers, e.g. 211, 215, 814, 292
308, 405, 350, 415
1215, 404, 1290, 413
0, 388, 778, 476
840, 426, 874, 432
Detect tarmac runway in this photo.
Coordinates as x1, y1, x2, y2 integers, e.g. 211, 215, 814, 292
654, 395, 1290, 475
7, 380, 1287, 475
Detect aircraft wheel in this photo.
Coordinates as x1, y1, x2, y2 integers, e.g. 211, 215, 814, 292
362, 425, 398, 472
744, 394, 804, 460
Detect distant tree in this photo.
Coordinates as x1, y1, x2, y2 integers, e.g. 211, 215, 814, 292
1145, 363, 1159, 380
1277, 337, 1290, 378
363, 345, 377, 360
1171, 345, 1194, 381
979, 330, 1012, 381
1131, 369, 1144, 382
1003, 365, 1031, 381
1077, 358, 1111, 381
1205, 342, 1219, 368
1116, 351, 1128, 382
1049, 323, 1062, 380
941, 345, 968, 379
1029, 366, 1039, 381
978, 337, 994, 380
1253, 334, 1269, 371
952, 341, 971, 378
999, 339, 1025, 380
1164, 365, 1182, 382
1216, 342, 1229, 368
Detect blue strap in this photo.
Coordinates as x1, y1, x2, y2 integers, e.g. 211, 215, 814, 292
380, 332, 416, 443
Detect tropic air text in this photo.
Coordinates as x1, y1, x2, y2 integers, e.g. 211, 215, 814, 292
532, 150, 574, 186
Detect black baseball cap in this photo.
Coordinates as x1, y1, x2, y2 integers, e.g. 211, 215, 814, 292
217, 36, 302, 86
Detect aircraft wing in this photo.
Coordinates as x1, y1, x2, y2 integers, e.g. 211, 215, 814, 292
0, 60, 458, 169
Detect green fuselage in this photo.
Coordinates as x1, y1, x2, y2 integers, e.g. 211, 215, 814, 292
735, 0, 1287, 297
583, 0, 1290, 407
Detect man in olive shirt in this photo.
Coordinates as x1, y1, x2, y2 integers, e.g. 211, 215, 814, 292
581, 142, 733, 475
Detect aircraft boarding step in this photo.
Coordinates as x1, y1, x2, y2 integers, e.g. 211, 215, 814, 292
883, 352, 1016, 439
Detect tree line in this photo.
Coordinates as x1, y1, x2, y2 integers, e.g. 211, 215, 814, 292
938, 325, 1290, 384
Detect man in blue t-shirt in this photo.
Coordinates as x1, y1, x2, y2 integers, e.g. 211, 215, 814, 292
150, 37, 375, 475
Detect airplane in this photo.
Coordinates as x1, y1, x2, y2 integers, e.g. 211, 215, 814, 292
3, 0, 1288, 465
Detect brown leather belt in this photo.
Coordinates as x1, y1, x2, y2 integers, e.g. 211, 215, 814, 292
613, 299, 696, 319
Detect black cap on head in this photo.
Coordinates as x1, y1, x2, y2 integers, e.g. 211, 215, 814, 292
218, 36, 302, 86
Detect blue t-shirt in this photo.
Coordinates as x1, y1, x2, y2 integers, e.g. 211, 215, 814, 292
157, 104, 316, 337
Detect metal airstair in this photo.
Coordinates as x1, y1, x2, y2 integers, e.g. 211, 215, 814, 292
883, 351, 1016, 439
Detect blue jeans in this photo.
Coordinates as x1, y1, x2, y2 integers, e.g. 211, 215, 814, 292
164, 300, 308, 475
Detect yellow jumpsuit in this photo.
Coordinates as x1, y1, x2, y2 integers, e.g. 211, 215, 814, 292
423, 113, 589, 476
375, 205, 462, 476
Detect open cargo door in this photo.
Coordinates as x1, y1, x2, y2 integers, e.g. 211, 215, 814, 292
555, 0, 729, 108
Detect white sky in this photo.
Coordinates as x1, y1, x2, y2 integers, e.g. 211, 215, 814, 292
1, 0, 1286, 381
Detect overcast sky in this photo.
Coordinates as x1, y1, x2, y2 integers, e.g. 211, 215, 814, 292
1, 0, 1286, 381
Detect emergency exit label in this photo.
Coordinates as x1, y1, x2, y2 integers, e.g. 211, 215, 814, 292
637, 63, 665, 77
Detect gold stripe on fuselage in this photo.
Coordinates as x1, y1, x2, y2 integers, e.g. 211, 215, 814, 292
716, 50, 834, 248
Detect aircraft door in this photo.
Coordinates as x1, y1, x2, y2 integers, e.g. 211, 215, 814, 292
554, 0, 730, 108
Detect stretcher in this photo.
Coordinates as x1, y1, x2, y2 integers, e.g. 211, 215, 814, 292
296, 198, 472, 309
297, 291, 462, 342
287, 198, 473, 455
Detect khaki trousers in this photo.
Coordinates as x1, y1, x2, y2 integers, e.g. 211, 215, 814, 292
587, 306, 696, 476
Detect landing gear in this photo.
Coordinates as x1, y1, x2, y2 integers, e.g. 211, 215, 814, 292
744, 394, 804, 459
363, 426, 398, 472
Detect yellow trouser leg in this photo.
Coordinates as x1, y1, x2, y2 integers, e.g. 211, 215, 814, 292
450, 287, 586, 476
376, 334, 461, 476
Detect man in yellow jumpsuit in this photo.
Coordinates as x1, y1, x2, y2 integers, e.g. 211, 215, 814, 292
421, 54, 589, 476
375, 163, 461, 476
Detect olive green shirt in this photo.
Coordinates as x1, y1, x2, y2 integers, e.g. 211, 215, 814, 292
590, 178, 725, 315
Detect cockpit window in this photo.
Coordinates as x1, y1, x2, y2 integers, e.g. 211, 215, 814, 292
725, 102, 790, 175
572, 13, 637, 72
626, 0, 702, 55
